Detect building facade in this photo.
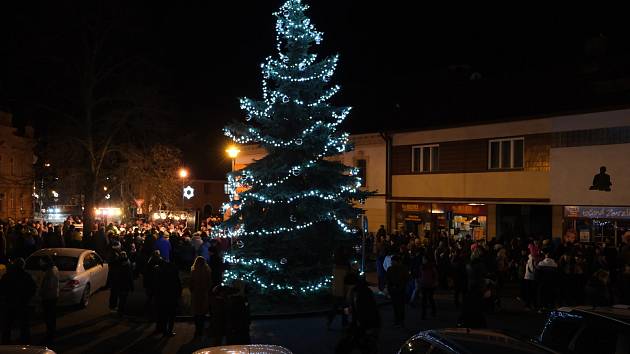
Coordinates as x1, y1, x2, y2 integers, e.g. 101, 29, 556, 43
0, 112, 35, 220
181, 179, 228, 218
233, 133, 387, 233
388, 108, 630, 246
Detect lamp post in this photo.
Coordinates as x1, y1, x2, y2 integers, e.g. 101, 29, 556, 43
225, 145, 240, 172
225, 145, 240, 253
178, 168, 188, 211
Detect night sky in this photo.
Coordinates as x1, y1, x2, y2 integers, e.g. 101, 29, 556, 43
2, 1, 630, 178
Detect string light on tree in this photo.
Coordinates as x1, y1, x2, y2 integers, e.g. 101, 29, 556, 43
218, 0, 371, 295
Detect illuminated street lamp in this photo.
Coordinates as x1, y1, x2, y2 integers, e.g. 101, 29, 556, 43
178, 168, 189, 210
226, 145, 240, 171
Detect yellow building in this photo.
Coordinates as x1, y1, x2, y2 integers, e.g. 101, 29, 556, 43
0, 112, 35, 220
389, 107, 630, 245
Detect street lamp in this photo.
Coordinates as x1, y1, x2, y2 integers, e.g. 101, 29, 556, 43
178, 168, 189, 210
226, 145, 240, 171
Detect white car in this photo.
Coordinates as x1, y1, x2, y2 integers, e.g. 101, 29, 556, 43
25, 248, 109, 307
193, 345, 293, 354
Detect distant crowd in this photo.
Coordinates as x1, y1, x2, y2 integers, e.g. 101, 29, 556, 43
0, 216, 250, 346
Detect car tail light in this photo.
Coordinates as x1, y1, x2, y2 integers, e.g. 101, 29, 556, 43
62, 279, 80, 290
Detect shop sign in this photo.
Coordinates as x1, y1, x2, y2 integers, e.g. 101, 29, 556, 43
402, 204, 421, 212
565, 206, 630, 220
451, 204, 487, 215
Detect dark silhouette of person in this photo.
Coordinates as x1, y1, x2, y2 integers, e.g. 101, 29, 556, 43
590, 166, 612, 191
0, 258, 37, 344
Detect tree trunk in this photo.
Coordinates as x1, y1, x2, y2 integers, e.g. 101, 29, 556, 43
82, 176, 98, 239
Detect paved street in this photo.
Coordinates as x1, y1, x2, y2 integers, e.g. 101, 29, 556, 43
19, 281, 547, 354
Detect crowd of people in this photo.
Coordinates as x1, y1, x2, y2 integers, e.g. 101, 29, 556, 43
0, 216, 250, 346
368, 225, 630, 325
2, 215, 630, 351
331, 225, 630, 353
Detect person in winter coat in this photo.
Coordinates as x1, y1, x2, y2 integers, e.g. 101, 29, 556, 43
386, 255, 409, 327
585, 269, 610, 307
39, 255, 59, 344
154, 260, 181, 337
113, 251, 134, 316
94, 226, 109, 259
154, 232, 172, 263
191, 233, 203, 253
419, 256, 439, 319
536, 251, 558, 310
335, 277, 381, 354
451, 251, 468, 309
198, 238, 211, 263
209, 285, 228, 346
458, 251, 488, 329
209, 246, 224, 288
523, 253, 537, 310
180, 237, 196, 271
0, 258, 37, 344
190, 256, 211, 337
142, 250, 161, 314
226, 282, 251, 345
41, 224, 64, 249
107, 241, 122, 310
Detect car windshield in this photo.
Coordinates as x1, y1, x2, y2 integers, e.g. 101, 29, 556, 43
25, 255, 78, 272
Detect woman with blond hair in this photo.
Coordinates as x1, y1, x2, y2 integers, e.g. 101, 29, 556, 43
190, 256, 212, 337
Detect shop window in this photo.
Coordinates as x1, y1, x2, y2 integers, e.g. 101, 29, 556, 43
489, 138, 524, 169
356, 159, 367, 186
412, 145, 439, 173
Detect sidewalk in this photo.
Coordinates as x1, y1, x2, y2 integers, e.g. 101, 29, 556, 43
22, 273, 543, 354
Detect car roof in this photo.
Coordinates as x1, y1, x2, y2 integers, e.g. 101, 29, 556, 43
0, 345, 56, 354
30, 248, 90, 258
557, 305, 630, 326
415, 328, 555, 354
193, 345, 293, 354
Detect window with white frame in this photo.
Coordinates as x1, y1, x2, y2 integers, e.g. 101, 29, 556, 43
489, 137, 524, 169
412, 145, 439, 172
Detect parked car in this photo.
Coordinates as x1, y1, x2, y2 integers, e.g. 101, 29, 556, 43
398, 328, 557, 354
0, 345, 56, 354
25, 248, 109, 308
537, 305, 630, 354
193, 345, 293, 354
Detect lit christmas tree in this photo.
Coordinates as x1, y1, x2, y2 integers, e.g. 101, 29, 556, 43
221, 0, 370, 294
